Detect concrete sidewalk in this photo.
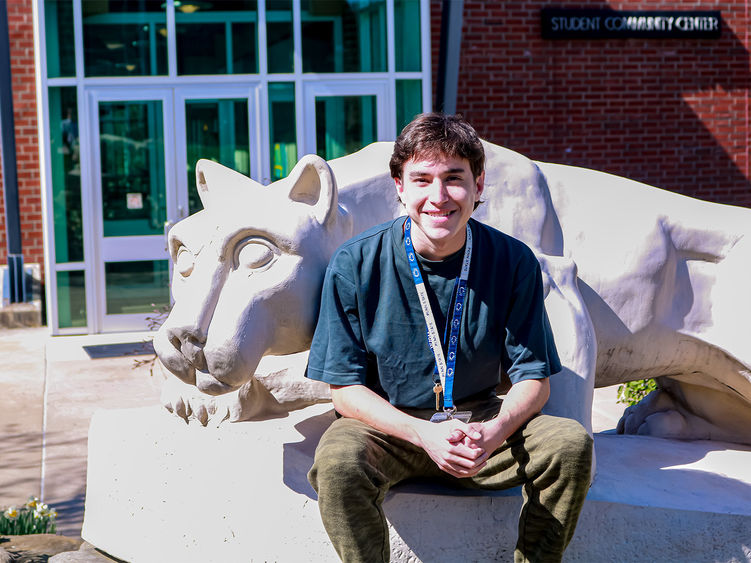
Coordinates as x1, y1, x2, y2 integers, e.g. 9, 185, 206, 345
0, 325, 629, 539
0, 326, 162, 537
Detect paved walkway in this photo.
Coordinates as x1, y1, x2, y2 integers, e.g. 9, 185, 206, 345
0, 327, 162, 537
0, 326, 628, 539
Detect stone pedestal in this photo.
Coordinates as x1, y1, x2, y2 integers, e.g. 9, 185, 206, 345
83, 405, 751, 562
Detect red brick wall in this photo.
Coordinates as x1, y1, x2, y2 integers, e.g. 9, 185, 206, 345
0, 0, 43, 269
434, 1, 751, 207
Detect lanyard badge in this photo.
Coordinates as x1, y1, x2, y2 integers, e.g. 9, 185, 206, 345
404, 218, 472, 424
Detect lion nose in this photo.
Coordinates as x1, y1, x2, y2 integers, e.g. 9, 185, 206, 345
165, 326, 208, 372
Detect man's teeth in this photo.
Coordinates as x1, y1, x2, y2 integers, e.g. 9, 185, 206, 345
426, 211, 451, 216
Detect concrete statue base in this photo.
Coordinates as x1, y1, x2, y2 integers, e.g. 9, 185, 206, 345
82, 405, 751, 562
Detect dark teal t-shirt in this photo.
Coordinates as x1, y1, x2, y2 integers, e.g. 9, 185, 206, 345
306, 217, 561, 409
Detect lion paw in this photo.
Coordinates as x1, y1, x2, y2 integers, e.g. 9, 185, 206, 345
160, 376, 231, 426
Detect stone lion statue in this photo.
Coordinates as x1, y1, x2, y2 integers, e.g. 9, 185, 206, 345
152, 140, 751, 446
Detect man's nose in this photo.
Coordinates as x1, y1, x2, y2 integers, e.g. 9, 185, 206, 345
428, 180, 449, 203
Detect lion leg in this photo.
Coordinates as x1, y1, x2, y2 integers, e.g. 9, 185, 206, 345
538, 255, 597, 438
617, 376, 751, 445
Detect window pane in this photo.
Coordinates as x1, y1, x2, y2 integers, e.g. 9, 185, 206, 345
176, 1, 258, 75
302, 0, 386, 73
394, 0, 421, 72
99, 101, 166, 237
185, 99, 250, 214
105, 260, 170, 315
315, 95, 376, 160
45, 0, 76, 77
57, 270, 86, 328
268, 83, 297, 181
49, 87, 84, 263
83, 0, 167, 77
396, 79, 422, 134
266, 0, 293, 73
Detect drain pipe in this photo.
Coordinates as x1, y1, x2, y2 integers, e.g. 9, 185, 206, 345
0, 0, 25, 303
435, 0, 464, 115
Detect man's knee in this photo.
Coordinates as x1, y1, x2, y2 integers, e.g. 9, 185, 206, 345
548, 417, 593, 477
308, 418, 375, 494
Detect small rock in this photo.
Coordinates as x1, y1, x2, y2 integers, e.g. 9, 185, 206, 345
0, 534, 83, 561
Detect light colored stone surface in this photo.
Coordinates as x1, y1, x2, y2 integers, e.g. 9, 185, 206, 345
83, 404, 339, 563
83, 405, 751, 563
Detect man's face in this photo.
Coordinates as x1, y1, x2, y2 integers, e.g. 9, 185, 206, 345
394, 153, 484, 260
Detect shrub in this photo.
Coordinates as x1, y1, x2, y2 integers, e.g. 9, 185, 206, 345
0, 497, 57, 535
616, 378, 658, 406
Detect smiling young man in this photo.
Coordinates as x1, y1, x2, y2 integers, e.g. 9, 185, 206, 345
306, 113, 592, 563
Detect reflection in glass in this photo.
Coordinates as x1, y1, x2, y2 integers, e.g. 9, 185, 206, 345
98, 101, 166, 237
266, 0, 293, 73
57, 270, 86, 328
83, 1, 167, 77
49, 87, 84, 263
105, 260, 170, 315
302, 0, 386, 73
394, 0, 421, 72
315, 96, 376, 160
185, 99, 250, 214
176, 1, 258, 75
396, 80, 422, 134
268, 83, 297, 181
45, 0, 76, 77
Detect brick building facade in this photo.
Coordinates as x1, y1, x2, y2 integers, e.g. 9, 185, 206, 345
0, 0, 43, 270
432, 1, 750, 206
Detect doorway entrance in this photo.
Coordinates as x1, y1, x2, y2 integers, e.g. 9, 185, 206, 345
86, 86, 259, 331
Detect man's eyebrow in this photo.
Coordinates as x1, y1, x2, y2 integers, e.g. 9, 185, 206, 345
407, 167, 466, 177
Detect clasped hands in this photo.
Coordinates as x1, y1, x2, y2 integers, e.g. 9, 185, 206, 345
417, 418, 504, 479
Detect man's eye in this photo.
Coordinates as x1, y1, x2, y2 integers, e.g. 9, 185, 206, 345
235, 239, 278, 271
175, 247, 195, 277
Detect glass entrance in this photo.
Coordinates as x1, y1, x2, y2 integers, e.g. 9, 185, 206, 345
303, 82, 391, 159
87, 87, 256, 332
89, 88, 176, 332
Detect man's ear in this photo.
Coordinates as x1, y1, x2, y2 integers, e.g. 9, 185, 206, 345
393, 176, 405, 204
475, 170, 486, 200
284, 154, 338, 226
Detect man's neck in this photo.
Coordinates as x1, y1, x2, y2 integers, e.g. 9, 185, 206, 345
410, 224, 468, 261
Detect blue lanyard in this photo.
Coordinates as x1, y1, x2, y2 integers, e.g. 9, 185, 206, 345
404, 217, 472, 410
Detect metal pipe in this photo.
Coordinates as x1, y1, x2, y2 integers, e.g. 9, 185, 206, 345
435, 0, 464, 115
0, 0, 25, 303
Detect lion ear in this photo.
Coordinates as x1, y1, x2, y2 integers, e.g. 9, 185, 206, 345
284, 154, 338, 226
195, 159, 264, 210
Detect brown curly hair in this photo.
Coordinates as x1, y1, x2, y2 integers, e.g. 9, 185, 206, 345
389, 113, 485, 180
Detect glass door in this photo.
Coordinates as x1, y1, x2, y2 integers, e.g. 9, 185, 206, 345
88, 88, 177, 332
174, 86, 260, 216
302, 81, 393, 160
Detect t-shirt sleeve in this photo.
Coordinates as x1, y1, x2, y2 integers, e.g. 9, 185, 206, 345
306, 260, 369, 386
504, 261, 562, 385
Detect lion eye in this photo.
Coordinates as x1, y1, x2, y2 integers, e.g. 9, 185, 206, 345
236, 239, 276, 271
175, 246, 195, 277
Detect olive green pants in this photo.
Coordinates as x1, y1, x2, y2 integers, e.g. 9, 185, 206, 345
308, 400, 592, 563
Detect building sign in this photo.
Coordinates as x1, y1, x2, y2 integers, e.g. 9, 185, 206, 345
541, 8, 722, 40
